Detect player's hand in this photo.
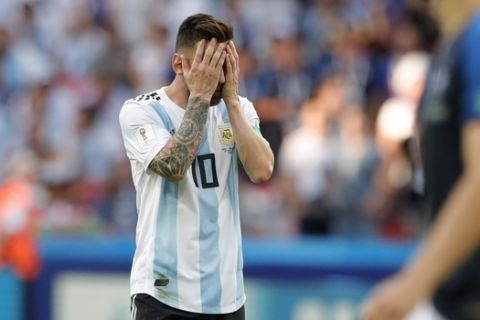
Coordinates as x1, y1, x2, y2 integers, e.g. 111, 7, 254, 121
360, 271, 432, 320
222, 40, 240, 105
181, 38, 227, 101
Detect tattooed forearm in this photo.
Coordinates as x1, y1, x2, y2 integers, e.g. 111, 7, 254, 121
149, 97, 210, 180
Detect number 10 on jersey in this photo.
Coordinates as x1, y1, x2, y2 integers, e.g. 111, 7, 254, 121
191, 153, 219, 188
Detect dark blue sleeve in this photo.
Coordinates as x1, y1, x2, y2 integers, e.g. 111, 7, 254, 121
459, 18, 480, 124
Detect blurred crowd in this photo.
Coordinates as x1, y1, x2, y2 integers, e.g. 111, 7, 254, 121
0, 0, 439, 240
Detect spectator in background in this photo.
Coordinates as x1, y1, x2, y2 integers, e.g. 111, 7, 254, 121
0, 150, 44, 281
100, 159, 137, 234
300, 0, 338, 60
128, 20, 171, 92
101, 21, 131, 87
217, 0, 253, 49
374, 51, 430, 237
76, 16, 135, 231
254, 33, 310, 162
365, 0, 435, 123
279, 94, 332, 234
328, 107, 380, 236
60, 2, 108, 79
0, 23, 51, 97
77, 63, 129, 190
278, 72, 345, 235
327, 25, 370, 108
13, 81, 81, 186
236, 44, 260, 98
239, 173, 287, 236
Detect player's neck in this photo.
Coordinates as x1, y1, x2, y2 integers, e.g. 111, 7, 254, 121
165, 77, 189, 109
438, 2, 479, 40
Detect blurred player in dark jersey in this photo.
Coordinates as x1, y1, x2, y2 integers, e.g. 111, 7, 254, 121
362, 0, 480, 319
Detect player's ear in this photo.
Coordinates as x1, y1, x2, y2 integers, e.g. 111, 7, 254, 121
172, 53, 183, 75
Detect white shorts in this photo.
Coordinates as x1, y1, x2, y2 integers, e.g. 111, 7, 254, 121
405, 302, 446, 320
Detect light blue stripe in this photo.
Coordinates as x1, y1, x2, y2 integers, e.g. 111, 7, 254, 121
198, 131, 222, 313
149, 101, 179, 305
228, 149, 240, 228
227, 148, 244, 307
150, 101, 175, 133
218, 101, 229, 123
154, 179, 179, 306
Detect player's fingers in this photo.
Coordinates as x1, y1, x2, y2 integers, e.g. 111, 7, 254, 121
210, 42, 226, 68
230, 40, 240, 61
202, 38, 217, 64
229, 44, 239, 72
193, 39, 205, 66
224, 50, 233, 75
216, 50, 227, 71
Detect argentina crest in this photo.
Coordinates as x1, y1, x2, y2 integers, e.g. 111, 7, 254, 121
218, 124, 234, 152
219, 124, 234, 145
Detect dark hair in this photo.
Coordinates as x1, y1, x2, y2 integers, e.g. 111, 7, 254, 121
175, 14, 233, 51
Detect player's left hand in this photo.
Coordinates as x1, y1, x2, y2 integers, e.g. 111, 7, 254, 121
360, 271, 432, 320
222, 40, 240, 105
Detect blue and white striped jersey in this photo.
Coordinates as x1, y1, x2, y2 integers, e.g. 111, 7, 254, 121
119, 87, 259, 314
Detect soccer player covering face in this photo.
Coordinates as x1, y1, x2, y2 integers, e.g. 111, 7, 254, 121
362, 0, 480, 319
119, 14, 274, 320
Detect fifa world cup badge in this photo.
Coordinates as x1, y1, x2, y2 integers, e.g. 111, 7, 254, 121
139, 128, 147, 141
136, 124, 156, 147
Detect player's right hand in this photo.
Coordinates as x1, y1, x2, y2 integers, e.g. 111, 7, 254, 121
360, 271, 433, 320
181, 38, 227, 101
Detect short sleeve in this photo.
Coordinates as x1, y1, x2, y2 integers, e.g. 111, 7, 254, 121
239, 96, 262, 135
459, 23, 480, 124
119, 100, 171, 171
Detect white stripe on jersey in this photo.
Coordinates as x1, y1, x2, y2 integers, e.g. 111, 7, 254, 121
119, 87, 257, 314
176, 175, 201, 311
